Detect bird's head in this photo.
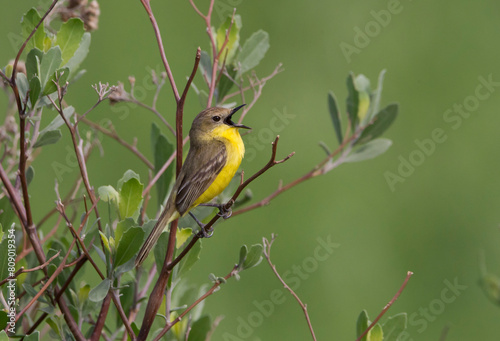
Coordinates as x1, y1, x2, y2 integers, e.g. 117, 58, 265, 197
190, 104, 250, 142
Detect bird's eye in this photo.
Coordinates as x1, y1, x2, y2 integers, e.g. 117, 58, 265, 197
212, 116, 221, 122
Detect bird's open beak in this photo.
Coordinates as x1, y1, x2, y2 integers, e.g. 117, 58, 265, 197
225, 104, 251, 129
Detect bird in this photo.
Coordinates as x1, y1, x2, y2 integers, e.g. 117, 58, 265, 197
135, 104, 250, 266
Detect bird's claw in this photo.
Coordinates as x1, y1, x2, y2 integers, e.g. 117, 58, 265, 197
197, 226, 214, 238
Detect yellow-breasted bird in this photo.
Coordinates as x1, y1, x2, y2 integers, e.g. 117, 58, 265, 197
135, 104, 250, 266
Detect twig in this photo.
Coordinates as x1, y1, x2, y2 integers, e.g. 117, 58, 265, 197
263, 235, 317, 341
0, 251, 60, 287
168, 136, 293, 271
439, 325, 451, 341
153, 265, 239, 340
136, 24, 201, 341
80, 117, 154, 169
232, 125, 364, 216
355, 271, 414, 341
0, 163, 27, 226
138, 0, 180, 102
189, 0, 234, 107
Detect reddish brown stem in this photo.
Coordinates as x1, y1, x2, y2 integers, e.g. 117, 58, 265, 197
355, 271, 414, 341
154, 265, 239, 340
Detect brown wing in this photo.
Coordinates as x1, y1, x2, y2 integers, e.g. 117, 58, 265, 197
175, 141, 227, 215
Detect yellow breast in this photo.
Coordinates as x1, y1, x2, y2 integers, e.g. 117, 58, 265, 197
192, 127, 245, 207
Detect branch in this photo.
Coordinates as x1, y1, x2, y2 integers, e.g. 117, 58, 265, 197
169, 136, 293, 271
154, 265, 239, 340
233, 125, 364, 216
0, 251, 60, 287
263, 235, 317, 341
80, 117, 154, 169
139, 0, 180, 102
355, 271, 414, 341
0, 163, 27, 226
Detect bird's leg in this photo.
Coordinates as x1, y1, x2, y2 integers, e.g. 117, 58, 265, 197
199, 200, 233, 220
190, 212, 214, 238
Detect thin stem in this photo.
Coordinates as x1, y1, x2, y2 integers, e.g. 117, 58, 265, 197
263, 235, 317, 341
0, 252, 60, 286
81, 117, 154, 169
169, 136, 293, 270
128, 98, 176, 136
139, 0, 180, 102
154, 265, 239, 340
355, 271, 414, 341
0, 163, 27, 226
233, 125, 364, 216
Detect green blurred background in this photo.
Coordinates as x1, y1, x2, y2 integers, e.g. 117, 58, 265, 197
2, 0, 500, 340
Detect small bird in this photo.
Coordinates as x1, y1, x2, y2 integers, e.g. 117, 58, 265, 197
135, 104, 250, 266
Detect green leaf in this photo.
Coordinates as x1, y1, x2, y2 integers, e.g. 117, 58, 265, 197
21, 8, 46, 51
187, 315, 212, 341
115, 218, 135, 245
42, 67, 69, 96
368, 324, 383, 341
24, 331, 40, 341
242, 244, 263, 270
88, 278, 111, 302
46, 317, 61, 337
114, 227, 145, 267
23, 283, 48, 304
65, 32, 91, 77
344, 138, 393, 163
16, 73, 29, 105
176, 228, 193, 249
26, 166, 35, 186
382, 313, 407, 341
238, 245, 248, 268
370, 69, 387, 120
356, 104, 398, 145
346, 72, 359, 129
39, 47, 62, 92
33, 129, 62, 148
55, 18, 85, 65
177, 241, 202, 279
98, 185, 120, 207
0, 312, 7, 331
99, 231, 111, 253
479, 273, 500, 304
217, 67, 237, 102
356, 310, 369, 341
40, 106, 75, 134
118, 174, 143, 221
26, 48, 43, 81
235, 30, 269, 78
78, 284, 91, 303
216, 15, 241, 65
29, 76, 41, 108
118, 169, 141, 189
199, 50, 212, 85
151, 124, 174, 208
328, 91, 343, 145
0, 331, 8, 341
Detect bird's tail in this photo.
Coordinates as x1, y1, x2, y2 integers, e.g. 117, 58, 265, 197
135, 202, 179, 267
